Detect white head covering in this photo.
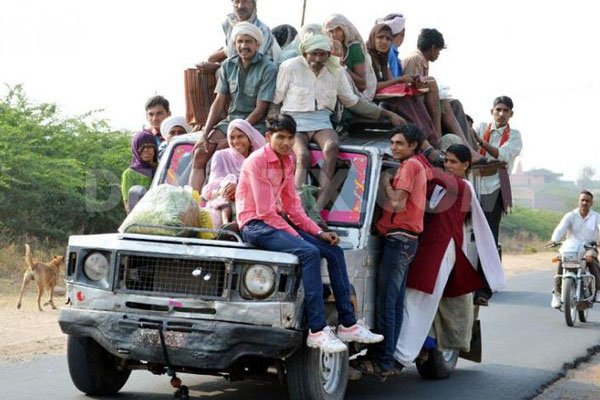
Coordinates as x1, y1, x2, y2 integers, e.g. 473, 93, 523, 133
299, 33, 332, 53
377, 13, 406, 35
160, 116, 190, 138
231, 21, 264, 46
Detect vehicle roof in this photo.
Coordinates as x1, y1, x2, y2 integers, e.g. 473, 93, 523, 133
171, 126, 393, 154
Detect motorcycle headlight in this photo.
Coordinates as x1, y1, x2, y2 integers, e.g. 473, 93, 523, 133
242, 264, 275, 299
562, 253, 579, 263
84, 252, 109, 281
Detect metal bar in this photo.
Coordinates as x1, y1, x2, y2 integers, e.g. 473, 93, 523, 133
123, 223, 243, 242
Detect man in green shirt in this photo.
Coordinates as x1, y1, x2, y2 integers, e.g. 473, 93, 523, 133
190, 21, 277, 191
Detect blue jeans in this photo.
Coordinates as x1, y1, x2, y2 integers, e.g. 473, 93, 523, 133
373, 235, 418, 370
241, 220, 356, 332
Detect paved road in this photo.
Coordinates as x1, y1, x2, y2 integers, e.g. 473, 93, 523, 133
2, 270, 600, 400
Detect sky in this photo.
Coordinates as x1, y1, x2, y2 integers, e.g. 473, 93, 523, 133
2, 0, 599, 181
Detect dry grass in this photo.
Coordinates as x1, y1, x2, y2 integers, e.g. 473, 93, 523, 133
0, 241, 66, 281
500, 231, 547, 254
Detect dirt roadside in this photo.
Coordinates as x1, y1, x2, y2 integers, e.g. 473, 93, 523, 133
2, 251, 598, 398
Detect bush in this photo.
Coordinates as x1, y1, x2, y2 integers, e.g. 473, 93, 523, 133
0, 85, 130, 244
499, 206, 563, 253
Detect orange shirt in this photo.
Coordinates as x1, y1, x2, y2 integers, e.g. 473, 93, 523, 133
376, 154, 431, 235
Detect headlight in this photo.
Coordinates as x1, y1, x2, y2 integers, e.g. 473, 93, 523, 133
84, 252, 109, 281
562, 253, 579, 263
242, 264, 275, 299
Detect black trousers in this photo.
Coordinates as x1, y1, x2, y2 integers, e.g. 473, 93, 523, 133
479, 189, 503, 246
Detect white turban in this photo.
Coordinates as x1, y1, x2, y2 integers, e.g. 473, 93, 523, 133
231, 21, 264, 46
299, 33, 331, 54
160, 116, 190, 137
377, 14, 406, 35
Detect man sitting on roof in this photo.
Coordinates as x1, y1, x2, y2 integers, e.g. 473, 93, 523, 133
189, 22, 277, 191
272, 33, 405, 211
198, 0, 280, 71
403, 28, 480, 155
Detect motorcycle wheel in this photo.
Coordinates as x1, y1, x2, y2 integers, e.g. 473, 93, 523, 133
578, 308, 588, 323
563, 278, 577, 327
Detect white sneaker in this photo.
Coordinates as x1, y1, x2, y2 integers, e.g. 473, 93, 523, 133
551, 293, 561, 309
306, 326, 347, 353
336, 320, 384, 344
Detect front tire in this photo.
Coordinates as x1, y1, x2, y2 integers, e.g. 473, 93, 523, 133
416, 348, 459, 380
67, 335, 131, 395
286, 344, 349, 400
563, 278, 577, 327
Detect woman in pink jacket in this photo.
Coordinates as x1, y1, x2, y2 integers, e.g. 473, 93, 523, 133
201, 119, 266, 227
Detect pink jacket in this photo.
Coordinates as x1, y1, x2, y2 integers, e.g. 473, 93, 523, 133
236, 144, 321, 237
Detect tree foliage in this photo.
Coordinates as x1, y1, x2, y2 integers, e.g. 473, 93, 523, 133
501, 206, 563, 241
0, 85, 131, 244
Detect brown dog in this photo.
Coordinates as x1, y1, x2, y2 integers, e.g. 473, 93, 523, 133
16, 244, 65, 311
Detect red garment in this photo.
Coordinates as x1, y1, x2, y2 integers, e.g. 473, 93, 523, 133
479, 123, 510, 156
406, 169, 484, 296
376, 153, 432, 236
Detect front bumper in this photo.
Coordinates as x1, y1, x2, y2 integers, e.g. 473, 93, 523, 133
59, 308, 303, 371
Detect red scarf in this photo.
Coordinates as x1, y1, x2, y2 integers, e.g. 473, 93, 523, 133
479, 123, 510, 156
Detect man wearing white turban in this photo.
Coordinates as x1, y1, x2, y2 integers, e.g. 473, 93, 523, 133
272, 32, 405, 211
202, 0, 280, 66
158, 116, 190, 159
190, 21, 277, 191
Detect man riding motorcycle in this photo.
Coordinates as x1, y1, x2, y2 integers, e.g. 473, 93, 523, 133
548, 190, 600, 308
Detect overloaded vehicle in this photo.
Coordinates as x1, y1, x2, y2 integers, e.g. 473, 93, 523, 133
59, 125, 483, 400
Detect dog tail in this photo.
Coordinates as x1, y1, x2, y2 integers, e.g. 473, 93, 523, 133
25, 244, 35, 269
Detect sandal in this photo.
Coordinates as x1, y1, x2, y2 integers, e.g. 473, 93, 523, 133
354, 359, 399, 382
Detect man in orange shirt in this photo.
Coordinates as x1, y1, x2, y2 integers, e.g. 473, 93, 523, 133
363, 124, 431, 379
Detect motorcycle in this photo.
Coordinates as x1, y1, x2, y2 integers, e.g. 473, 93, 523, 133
548, 239, 597, 327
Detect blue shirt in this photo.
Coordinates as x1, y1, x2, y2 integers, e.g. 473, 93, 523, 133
388, 46, 402, 78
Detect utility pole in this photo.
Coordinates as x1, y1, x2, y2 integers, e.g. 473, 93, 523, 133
301, 0, 307, 27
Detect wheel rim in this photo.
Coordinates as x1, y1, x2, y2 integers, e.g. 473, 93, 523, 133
320, 349, 343, 394
569, 281, 578, 321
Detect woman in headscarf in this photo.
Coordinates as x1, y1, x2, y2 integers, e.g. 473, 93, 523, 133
201, 119, 266, 227
364, 23, 437, 146
323, 13, 377, 100
121, 131, 158, 213
394, 143, 504, 369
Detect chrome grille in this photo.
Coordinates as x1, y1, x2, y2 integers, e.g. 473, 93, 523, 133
117, 254, 227, 298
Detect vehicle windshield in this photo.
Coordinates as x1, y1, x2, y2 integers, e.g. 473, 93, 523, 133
163, 143, 194, 186
162, 143, 369, 227
308, 149, 369, 227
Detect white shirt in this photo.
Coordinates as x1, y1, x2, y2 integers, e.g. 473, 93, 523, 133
274, 56, 359, 113
551, 208, 600, 243
476, 122, 523, 195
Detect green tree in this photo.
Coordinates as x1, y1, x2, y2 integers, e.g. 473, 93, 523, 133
0, 85, 130, 243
